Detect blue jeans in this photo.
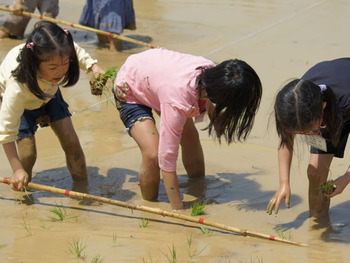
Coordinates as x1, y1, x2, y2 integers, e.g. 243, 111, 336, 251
113, 89, 154, 135
18, 88, 71, 139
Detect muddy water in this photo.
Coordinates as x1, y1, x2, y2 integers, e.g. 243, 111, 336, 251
1, 0, 350, 262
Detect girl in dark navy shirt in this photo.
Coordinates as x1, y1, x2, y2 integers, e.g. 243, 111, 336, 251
267, 58, 350, 217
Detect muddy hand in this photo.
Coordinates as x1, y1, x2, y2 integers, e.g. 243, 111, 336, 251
327, 173, 350, 198
115, 82, 129, 102
90, 74, 106, 96
11, 169, 29, 191
267, 197, 278, 215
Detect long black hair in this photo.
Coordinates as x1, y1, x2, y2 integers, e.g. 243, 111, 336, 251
275, 78, 342, 150
12, 21, 80, 100
200, 59, 262, 143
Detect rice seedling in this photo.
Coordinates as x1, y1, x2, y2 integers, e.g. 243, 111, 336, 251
191, 201, 206, 216
186, 234, 207, 259
112, 232, 118, 247
321, 180, 336, 196
142, 250, 158, 263
90, 254, 103, 263
0, 244, 7, 249
48, 203, 77, 222
38, 218, 50, 231
161, 244, 177, 263
319, 158, 336, 197
21, 216, 33, 236
275, 225, 292, 240
139, 217, 149, 228
90, 66, 118, 98
68, 237, 86, 260
199, 225, 212, 235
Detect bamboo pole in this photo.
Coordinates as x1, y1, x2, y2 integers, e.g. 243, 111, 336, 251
0, 6, 159, 49
0, 177, 307, 247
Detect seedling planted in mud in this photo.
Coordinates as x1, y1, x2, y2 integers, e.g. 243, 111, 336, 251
68, 237, 86, 260
48, 203, 77, 222
112, 232, 118, 247
199, 225, 212, 235
14, 186, 32, 204
139, 217, 149, 228
91, 254, 104, 263
161, 244, 177, 263
0, 244, 7, 249
191, 201, 206, 216
275, 225, 292, 240
187, 234, 207, 259
142, 250, 158, 263
21, 216, 33, 236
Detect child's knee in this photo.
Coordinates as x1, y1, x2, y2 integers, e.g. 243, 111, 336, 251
142, 150, 159, 166
17, 137, 37, 159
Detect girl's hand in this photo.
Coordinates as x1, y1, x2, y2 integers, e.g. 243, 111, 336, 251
90, 64, 105, 76
267, 183, 291, 215
11, 169, 29, 191
327, 172, 350, 198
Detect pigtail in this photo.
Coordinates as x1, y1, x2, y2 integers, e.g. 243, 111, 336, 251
322, 86, 343, 146
12, 39, 48, 100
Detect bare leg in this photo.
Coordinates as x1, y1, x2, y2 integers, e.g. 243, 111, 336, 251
130, 119, 160, 201
16, 136, 37, 181
50, 117, 87, 182
109, 37, 123, 52
307, 153, 334, 217
180, 118, 205, 178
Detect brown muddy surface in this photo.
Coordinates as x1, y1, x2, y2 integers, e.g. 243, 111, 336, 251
1, 0, 350, 262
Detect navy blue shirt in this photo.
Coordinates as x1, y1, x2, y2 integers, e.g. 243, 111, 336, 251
302, 58, 350, 121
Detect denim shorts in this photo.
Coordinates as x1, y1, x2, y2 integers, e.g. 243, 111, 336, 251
113, 89, 154, 135
18, 88, 71, 139
310, 120, 350, 158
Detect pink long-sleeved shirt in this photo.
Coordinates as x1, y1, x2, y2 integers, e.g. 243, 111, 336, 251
114, 48, 215, 172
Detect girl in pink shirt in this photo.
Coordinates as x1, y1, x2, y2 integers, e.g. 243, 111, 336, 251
114, 48, 262, 210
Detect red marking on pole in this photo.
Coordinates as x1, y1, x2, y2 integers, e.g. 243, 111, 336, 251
109, 32, 112, 37
198, 218, 204, 224
71, 23, 75, 27
64, 190, 70, 196
3, 178, 9, 184
269, 235, 276, 240
40, 15, 43, 19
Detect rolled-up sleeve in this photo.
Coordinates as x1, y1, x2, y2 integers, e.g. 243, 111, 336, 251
0, 81, 26, 143
74, 42, 98, 72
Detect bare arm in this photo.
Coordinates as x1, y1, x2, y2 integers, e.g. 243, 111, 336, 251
267, 139, 294, 214
162, 170, 184, 210
3, 142, 29, 190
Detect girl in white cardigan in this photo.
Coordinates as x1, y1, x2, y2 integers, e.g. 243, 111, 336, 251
0, 21, 104, 191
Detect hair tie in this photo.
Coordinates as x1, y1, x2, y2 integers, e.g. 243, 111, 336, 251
319, 84, 327, 92
26, 42, 34, 48
63, 28, 69, 35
